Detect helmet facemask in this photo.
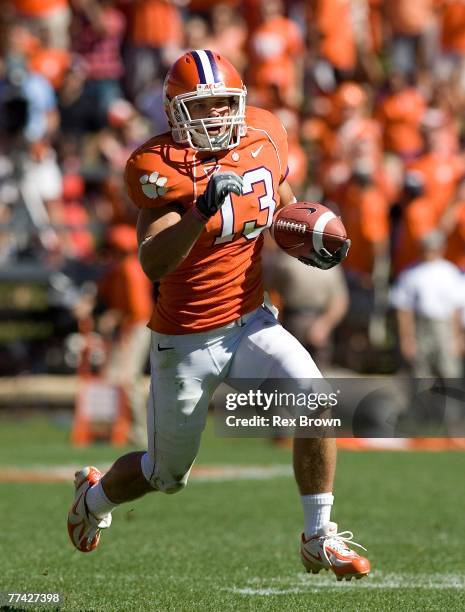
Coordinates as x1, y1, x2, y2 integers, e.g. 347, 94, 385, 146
166, 84, 247, 152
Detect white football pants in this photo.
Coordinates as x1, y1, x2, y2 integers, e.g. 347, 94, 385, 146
141, 305, 322, 492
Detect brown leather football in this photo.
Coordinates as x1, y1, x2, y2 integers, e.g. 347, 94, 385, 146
271, 202, 347, 259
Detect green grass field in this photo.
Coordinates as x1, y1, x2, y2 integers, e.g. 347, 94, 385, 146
0, 413, 464, 611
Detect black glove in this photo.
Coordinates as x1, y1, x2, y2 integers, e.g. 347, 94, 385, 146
299, 239, 351, 270
196, 172, 243, 220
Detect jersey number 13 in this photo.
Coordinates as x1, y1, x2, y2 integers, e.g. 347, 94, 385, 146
214, 167, 276, 245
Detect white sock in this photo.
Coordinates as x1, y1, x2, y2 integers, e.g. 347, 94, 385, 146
301, 492, 334, 539
86, 482, 118, 518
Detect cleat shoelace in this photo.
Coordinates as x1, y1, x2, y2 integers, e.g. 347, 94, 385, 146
322, 530, 367, 566
83, 512, 111, 547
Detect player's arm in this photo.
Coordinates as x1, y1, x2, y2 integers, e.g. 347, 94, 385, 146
277, 180, 350, 270
137, 205, 205, 281
277, 179, 297, 208
137, 172, 243, 281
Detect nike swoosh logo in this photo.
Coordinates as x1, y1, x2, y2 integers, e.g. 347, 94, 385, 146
251, 144, 264, 158
157, 344, 174, 351
69, 492, 84, 520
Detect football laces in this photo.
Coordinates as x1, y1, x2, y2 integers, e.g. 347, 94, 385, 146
276, 219, 307, 234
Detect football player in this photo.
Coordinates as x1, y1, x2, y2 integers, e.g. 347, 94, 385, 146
67, 50, 369, 580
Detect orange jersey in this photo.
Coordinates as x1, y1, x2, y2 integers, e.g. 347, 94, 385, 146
311, 0, 357, 71
248, 16, 304, 96
393, 196, 440, 274
29, 47, 70, 89
441, 1, 465, 52
375, 88, 426, 156
339, 182, 389, 275
126, 0, 183, 48
406, 152, 464, 214
13, 0, 67, 16
445, 201, 465, 270
99, 255, 154, 329
125, 106, 288, 334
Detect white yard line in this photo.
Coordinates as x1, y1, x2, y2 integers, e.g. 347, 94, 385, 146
225, 572, 465, 594
0, 463, 292, 483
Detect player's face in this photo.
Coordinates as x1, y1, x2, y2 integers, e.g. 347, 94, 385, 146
186, 97, 233, 135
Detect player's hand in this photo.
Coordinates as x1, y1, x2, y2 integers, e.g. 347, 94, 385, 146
299, 239, 351, 270
196, 172, 243, 220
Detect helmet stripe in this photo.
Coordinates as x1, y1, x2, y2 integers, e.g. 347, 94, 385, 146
193, 49, 215, 84
191, 50, 207, 84
205, 50, 221, 82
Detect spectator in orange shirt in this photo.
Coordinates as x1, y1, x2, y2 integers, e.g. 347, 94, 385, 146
307, 0, 381, 88
339, 164, 390, 281
307, 0, 357, 78
29, 46, 71, 89
440, 176, 465, 271
337, 163, 391, 357
375, 71, 426, 160
275, 107, 308, 197
322, 83, 384, 200
247, 0, 305, 107
16, 6, 71, 90
98, 224, 153, 446
11, 0, 71, 48
49, 173, 95, 260
208, 3, 247, 75
393, 172, 441, 274
122, 0, 183, 100
300, 115, 331, 183
382, 0, 439, 79
329, 83, 382, 163
406, 109, 464, 215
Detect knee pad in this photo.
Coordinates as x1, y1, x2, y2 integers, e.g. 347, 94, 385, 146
154, 469, 189, 494
163, 477, 187, 495
140, 451, 191, 493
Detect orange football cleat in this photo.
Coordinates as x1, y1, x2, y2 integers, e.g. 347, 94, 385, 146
67, 466, 112, 553
300, 522, 370, 581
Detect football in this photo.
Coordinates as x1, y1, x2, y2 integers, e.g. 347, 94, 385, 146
271, 201, 347, 259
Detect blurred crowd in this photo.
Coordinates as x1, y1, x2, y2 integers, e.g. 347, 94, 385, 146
0, 0, 465, 381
